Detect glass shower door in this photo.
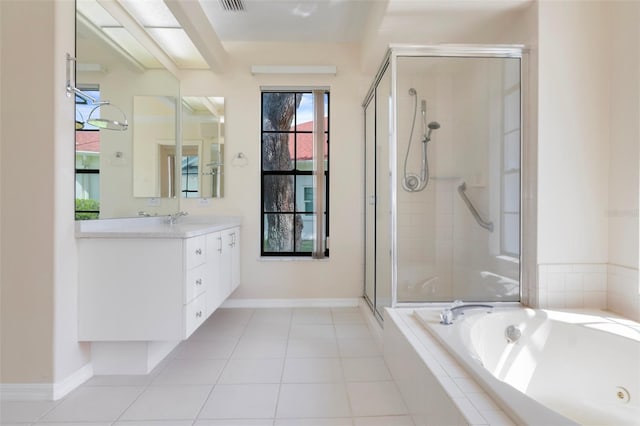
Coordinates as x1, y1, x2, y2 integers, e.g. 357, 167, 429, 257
395, 55, 521, 304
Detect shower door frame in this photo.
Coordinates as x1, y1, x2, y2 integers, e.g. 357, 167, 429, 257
364, 44, 534, 315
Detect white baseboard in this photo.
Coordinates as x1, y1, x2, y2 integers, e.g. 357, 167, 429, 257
53, 362, 93, 400
1, 363, 93, 401
221, 298, 362, 309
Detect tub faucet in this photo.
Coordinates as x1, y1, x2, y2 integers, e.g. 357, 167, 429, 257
167, 211, 188, 224
440, 301, 493, 325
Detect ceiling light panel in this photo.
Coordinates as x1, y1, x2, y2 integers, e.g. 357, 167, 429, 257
121, 0, 180, 27
145, 28, 208, 69
102, 27, 164, 69
77, 0, 121, 27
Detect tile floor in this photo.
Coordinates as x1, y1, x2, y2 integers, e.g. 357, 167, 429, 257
1, 307, 415, 426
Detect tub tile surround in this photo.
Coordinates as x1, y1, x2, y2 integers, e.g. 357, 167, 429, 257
1, 307, 417, 426
537, 263, 640, 321
607, 264, 640, 321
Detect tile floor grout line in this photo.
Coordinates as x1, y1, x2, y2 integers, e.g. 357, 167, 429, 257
31, 396, 64, 423
192, 311, 248, 424
272, 306, 295, 420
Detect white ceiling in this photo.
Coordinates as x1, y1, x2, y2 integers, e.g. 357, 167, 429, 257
199, 0, 374, 43
76, 0, 534, 73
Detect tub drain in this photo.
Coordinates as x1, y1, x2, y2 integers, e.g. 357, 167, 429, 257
616, 386, 630, 403
505, 325, 521, 343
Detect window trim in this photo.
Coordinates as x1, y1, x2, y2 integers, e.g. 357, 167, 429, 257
260, 89, 330, 257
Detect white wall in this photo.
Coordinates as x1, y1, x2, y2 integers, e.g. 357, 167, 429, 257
1, 0, 91, 389
1, 0, 56, 384
537, 0, 610, 265
608, 1, 639, 271
607, 0, 640, 320
179, 42, 367, 300
536, 1, 640, 319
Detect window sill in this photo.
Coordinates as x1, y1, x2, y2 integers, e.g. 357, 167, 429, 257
258, 256, 329, 262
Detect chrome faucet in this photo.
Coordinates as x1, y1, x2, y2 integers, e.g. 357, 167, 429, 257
167, 211, 188, 224
440, 300, 493, 325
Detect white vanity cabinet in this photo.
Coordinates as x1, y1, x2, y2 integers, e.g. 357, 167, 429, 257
223, 227, 241, 293
76, 217, 241, 374
204, 226, 240, 311
77, 222, 241, 342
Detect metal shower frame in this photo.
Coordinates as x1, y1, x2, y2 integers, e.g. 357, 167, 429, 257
363, 44, 533, 317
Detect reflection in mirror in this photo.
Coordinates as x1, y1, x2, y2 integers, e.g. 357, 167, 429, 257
75, 1, 180, 219
182, 97, 225, 198
132, 96, 177, 198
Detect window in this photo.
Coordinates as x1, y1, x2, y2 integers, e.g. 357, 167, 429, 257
261, 90, 329, 257
75, 87, 101, 220
501, 61, 521, 257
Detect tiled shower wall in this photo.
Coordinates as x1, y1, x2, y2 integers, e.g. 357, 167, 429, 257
536, 263, 639, 321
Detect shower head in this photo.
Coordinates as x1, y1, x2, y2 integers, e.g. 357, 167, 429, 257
408, 88, 417, 96
425, 121, 441, 142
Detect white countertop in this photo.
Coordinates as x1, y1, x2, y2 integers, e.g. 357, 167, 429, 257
75, 215, 242, 239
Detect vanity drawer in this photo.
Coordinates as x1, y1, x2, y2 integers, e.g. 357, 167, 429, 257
184, 262, 208, 303
185, 236, 206, 269
184, 293, 207, 338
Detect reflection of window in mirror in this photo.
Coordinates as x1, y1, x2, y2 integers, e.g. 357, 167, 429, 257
75, 85, 101, 220
181, 146, 200, 198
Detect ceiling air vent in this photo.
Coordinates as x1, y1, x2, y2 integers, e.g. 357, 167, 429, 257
219, 0, 245, 12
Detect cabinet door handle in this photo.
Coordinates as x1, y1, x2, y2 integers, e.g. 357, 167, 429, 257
195, 278, 202, 286
195, 248, 202, 255
217, 236, 222, 253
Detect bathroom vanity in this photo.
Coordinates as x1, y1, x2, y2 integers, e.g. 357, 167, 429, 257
76, 216, 241, 374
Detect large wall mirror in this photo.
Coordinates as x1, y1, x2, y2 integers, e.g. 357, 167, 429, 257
74, 1, 226, 219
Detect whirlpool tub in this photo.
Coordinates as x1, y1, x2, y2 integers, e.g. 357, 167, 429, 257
413, 307, 640, 425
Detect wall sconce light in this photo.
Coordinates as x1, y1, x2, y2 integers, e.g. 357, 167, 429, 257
66, 53, 128, 131
231, 152, 248, 167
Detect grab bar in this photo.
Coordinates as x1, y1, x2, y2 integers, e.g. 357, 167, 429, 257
457, 181, 494, 232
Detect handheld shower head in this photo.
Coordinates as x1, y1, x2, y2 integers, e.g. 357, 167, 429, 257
425, 121, 441, 142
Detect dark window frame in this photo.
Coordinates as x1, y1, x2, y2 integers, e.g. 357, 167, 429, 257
260, 90, 330, 257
